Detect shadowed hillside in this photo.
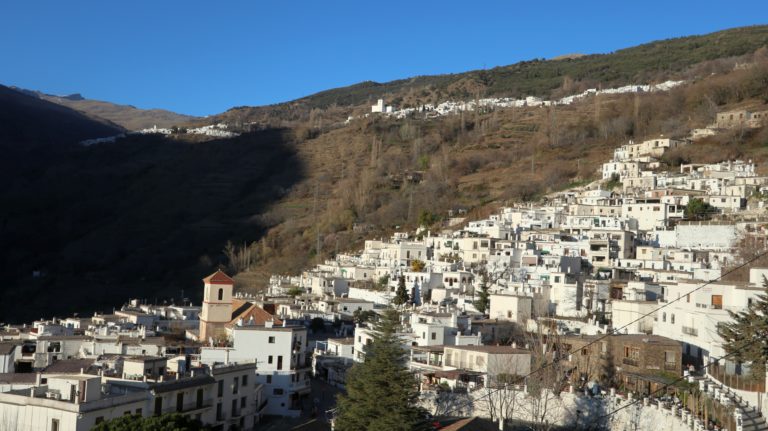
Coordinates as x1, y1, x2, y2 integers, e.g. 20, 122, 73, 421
17, 88, 198, 131
0, 85, 123, 144
0, 130, 303, 323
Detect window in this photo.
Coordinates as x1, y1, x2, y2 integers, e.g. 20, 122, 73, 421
217, 288, 223, 301
176, 392, 184, 412
277, 356, 283, 370
135, 408, 142, 415
665, 351, 676, 364
233, 377, 239, 394
507, 311, 512, 318
431, 332, 436, 340
268, 355, 273, 364
273, 388, 284, 395
232, 399, 237, 417
95, 417, 104, 425
671, 314, 675, 324
216, 402, 223, 421
242, 375, 248, 386
51, 419, 60, 431
196, 389, 203, 409
662, 312, 666, 323
266, 375, 272, 384
154, 398, 162, 416
241, 396, 247, 408
711, 295, 723, 309
268, 336, 275, 344
218, 380, 223, 397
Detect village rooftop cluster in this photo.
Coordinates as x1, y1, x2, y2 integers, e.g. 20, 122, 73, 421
2, 105, 768, 430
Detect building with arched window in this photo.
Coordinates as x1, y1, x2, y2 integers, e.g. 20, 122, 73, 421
199, 270, 235, 342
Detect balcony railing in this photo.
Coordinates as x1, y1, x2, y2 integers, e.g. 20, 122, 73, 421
682, 326, 698, 336
622, 357, 639, 367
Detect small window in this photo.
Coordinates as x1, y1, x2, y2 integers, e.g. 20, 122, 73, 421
431, 332, 436, 340
51, 419, 60, 431
266, 375, 272, 384
233, 377, 239, 394
217, 288, 223, 301
268, 336, 275, 344
242, 375, 248, 386
217, 380, 223, 397
268, 355, 273, 364
241, 396, 247, 408
274, 388, 284, 395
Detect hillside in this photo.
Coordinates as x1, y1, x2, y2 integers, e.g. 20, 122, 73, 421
213, 25, 768, 127
0, 85, 123, 145
14, 88, 197, 131
2, 26, 768, 323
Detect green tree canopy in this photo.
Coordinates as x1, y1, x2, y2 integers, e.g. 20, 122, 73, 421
92, 414, 211, 431
334, 308, 426, 430
474, 272, 490, 314
393, 275, 409, 306
717, 276, 768, 380
685, 198, 716, 219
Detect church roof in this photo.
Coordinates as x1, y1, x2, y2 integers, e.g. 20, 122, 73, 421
203, 269, 234, 285
227, 300, 282, 328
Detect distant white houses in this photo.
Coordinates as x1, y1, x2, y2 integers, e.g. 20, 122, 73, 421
371, 99, 395, 114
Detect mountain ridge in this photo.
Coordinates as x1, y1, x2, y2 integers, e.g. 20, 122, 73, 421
12, 87, 198, 131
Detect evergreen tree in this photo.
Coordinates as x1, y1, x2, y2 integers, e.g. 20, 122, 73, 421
717, 276, 768, 379
474, 273, 490, 313
334, 308, 425, 430
393, 275, 409, 306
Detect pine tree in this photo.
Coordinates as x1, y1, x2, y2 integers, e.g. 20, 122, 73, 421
717, 276, 768, 379
393, 275, 409, 306
474, 273, 490, 313
334, 308, 425, 431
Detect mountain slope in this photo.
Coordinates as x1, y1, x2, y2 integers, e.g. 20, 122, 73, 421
14, 88, 197, 131
215, 25, 768, 127
0, 84, 123, 145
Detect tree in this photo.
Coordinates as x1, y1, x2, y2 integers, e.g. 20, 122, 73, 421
411, 259, 426, 272
334, 308, 426, 430
92, 413, 211, 431
287, 286, 304, 297
684, 198, 716, 219
418, 210, 440, 228
473, 273, 490, 314
393, 275, 409, 306
717, 276, 768, 380
353, 309, 377, 325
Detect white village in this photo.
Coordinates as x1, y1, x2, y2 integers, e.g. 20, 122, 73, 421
2, 100, 768, 431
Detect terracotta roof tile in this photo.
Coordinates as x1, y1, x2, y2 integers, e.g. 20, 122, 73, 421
203, 270, 234, 285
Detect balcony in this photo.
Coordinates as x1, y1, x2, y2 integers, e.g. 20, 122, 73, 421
664, 362, 678, 371
622, 357, 639, 367
682, 326, 698, 336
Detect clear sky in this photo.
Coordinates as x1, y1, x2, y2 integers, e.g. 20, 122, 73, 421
1, 1, 766, 116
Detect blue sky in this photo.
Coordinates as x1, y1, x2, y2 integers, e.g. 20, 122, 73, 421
1, 1, 766, 116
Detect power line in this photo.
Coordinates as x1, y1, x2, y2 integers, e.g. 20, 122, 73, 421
438, 247, 768, 417
590, 338, 760, 429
